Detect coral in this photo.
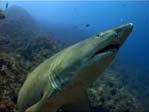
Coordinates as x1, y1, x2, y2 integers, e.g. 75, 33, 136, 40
0, 100, 15, 112
0, 6, 63, 112
88, 66, 144, 112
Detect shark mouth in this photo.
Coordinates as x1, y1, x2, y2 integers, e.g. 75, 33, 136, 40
91, 44, 121, 58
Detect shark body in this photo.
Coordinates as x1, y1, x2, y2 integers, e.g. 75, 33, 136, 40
17, 23, 133, 112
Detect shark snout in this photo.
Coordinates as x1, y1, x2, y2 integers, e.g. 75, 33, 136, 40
114, 23, 133, 44
116, 23, 133, 38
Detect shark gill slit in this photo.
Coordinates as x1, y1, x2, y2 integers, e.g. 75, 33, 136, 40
48, 72, 64, 91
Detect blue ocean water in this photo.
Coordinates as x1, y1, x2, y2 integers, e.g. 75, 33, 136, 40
0, 1, 149, 111
1, 1, 148, 70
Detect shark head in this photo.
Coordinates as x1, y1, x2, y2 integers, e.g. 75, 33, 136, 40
49, 23, 133, 90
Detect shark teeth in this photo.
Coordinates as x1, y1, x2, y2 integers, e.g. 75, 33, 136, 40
91, 44, 120, 58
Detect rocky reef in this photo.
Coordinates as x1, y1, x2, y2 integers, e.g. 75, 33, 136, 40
0, 6, 144, 112
0, 37, 62, 112
0, 6, 63, 112
88, 65, 144, 112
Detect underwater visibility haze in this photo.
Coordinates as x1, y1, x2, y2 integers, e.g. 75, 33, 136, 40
0, 1, 149, 112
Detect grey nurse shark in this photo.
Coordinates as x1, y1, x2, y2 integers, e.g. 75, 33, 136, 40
17, 23, 134, 112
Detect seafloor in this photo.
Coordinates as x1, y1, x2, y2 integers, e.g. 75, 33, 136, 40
0, 6, 144, 112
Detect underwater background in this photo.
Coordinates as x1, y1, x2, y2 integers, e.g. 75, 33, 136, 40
0, 1, 148, 112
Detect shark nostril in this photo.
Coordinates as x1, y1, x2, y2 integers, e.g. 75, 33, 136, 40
117, 31, 123, 39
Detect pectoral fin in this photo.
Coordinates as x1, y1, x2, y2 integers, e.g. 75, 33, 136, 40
25, 87, 54, 112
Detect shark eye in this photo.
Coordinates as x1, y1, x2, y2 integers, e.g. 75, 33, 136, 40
96, 33, 104, 38
96, 34, 100, 37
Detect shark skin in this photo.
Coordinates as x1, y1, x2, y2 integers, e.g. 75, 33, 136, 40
17, 23, 133, 112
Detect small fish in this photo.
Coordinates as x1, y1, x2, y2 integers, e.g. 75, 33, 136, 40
0, 10, 5, 19
85, 24, 90, 27
6, 3, 8, 9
